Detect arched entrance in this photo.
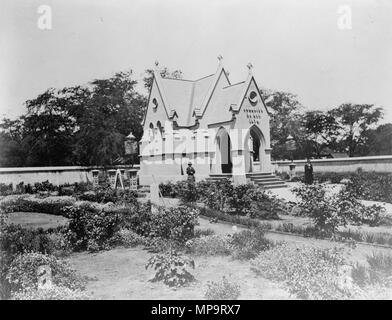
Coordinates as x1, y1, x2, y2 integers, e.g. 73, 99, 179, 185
245, 125, 265, 173
215, 127, 232, 174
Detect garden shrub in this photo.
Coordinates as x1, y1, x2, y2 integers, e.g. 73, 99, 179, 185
118, 201, 152, 237
0, 195, 76, 216
0, 224, 56, 256
194, 228, 215, 238
229, 226, 274, 260
148, 206, 199, 244
12, 285, 90, 300
33, 180, 57, 193
251, 244, 361, 299
159, 181, 178, 198
229, 184, 282, 218
6, 252, 86, 293
204, 276, 241, 300
78, 184, 137, 204
62, 202, 122, 252
111, 229, 147, 248
176, 180, 199, 204
185, 235, 232, 256
146, 251, 195, 287
307, 170, 392, 204
0, 183, 14, 196
293, 183, 385, 235
351, 252, 392, 288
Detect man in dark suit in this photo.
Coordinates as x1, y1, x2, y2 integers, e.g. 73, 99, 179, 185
304, 158, 314, 184
186, 162, 195, 183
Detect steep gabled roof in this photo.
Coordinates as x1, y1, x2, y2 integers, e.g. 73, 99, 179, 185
145, 61, 267, 127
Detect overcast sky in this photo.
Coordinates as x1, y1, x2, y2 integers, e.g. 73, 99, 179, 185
1, 0, 391, 123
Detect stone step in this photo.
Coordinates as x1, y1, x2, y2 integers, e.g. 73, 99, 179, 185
246, 172, 274, 177
255, 180, 285, 186
259, 184, 287, 189
251, 176, 281, 181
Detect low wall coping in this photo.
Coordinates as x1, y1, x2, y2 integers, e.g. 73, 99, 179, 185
0, 165, 140, 174
272, 155, 392, 165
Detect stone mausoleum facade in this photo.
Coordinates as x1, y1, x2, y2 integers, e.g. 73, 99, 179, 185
139, 58, 272, 186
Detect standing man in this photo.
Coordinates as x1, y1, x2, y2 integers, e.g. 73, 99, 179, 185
186, 162, 196, 183
304, 157, 314, 185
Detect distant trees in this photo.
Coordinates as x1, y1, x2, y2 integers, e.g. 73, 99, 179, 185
0, 70, 146, 167
261, 89, 387, 159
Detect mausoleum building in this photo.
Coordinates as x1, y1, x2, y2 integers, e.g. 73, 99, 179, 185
139, 58, 278, 186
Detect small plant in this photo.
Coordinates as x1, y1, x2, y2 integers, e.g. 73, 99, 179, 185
205, 276, 241, 300
145, 251, 195, 287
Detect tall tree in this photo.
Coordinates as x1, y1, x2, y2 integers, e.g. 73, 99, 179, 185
356, 123, 392, 156
261, 89, 306, 159
303, 110, 341, 157
329, 103, 384, 156
73, 70, 146, 166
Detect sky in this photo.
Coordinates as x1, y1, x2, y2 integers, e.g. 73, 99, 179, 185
1, 0, 391, 123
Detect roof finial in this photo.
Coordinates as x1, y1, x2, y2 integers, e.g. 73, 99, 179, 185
154, 60, 159, 72
247, 62, 253, 74
217, 54, 223, 65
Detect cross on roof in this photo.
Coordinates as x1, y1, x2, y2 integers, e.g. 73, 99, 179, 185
247, 62, 253, 70
217, 54, 223, 61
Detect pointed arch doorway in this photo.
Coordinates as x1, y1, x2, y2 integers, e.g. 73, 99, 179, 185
245, 125, 265, 173
215, 127, 232, 174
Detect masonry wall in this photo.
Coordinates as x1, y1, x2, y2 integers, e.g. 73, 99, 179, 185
0, 166, 140, 188
273, 155, 392, 174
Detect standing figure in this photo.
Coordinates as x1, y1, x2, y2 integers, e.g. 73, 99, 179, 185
186, 162, 195, 183
304, 158, 313, 185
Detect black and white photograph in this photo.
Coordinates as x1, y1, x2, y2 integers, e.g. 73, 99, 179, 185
1, 0, 392, 304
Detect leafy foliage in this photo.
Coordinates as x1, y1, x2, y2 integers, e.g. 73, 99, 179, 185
6, 252, 86, 293
205, 276, 241, 300
145, 251, 195, 287
148, 206, 199, 244
251, 244, 361, 299
61, 202, 122, 252
229, 226, 274, 260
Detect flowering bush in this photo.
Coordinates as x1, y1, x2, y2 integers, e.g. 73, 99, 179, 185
78, 184, 138, 204
229, 226, 274, 260
159, 181, 178, 198
148, 206, 199, 244
111, 229, 147, 248
186, 235, 232, 256
352, 252, 392, 288
205, 276, 241, 300
62, 202, 122, 252
229, 184, 282, 218
6, 252, 86, 293
11, 285, 90, 300
251, 244, 362, 299
146, 251, 195, 287
293, 183, 385, 234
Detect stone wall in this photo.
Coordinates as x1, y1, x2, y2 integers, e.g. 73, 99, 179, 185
273, 155, 392, 175
0, 165, 140, 188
